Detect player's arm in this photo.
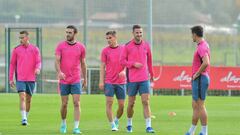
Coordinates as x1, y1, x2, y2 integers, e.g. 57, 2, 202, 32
35, 47, 41, 75
9, 49, 17, 88
147, 46, 154, 82
120, 46, 137, 68
99, 62, 105, 90
55, 55, 65, 80
118, 67, 126, 79
193, 55, 210, 80
80, 58, 87, 88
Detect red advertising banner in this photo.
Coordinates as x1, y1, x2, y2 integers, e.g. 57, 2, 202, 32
152, 66, 240, 90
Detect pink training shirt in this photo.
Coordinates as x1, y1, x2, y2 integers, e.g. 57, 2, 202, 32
9, 44, 41, 81
101, 45, 126, 84
120, 39, 154, 83
55, 41, 86, 84
192, 40, 210, 76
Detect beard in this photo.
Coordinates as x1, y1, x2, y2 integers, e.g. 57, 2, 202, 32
135, 36, 142, 42
67, 36, 74, 42
20, 40, 27, 44
108, 41, 112, 45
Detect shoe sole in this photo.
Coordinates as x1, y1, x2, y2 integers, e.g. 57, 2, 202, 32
73, 130, 82, 134
22, 123, 28, 126
146, 131, 155, 133
73, 132, 81, 134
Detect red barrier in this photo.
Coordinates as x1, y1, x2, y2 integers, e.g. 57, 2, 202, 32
152, 66, 240, 90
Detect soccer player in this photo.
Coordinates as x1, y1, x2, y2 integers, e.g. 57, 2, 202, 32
55, 25, 87, 134
9, 30, 41, 126
185, 26, 210, 135
99, 31, 126, 131
120, 24, 155, 133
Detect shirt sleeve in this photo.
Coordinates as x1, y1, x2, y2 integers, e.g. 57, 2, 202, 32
55, 44, 61, 57
146, 44, 154, 77
9, 49, 17, 81
120, 46, 134, 68
80, 45, 86, 59
101, 49, 107, 64
197, 45, 208, 58
35, 47, 41, 70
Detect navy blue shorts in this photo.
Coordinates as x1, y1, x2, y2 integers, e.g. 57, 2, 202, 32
60, 83, 82, 96
16, 81, 36, 96
192, 75, 210, 101
104, 83, 126, 100
127, 80, 150, 96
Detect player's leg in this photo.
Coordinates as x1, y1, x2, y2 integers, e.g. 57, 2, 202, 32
126, 82, 137, 132
105, 83, 117, 131
192, 100, 200, 125
198, 100, 207, 135
126, 96, 135, 132
61, 96, 69, 120
71, 83, 82, 134
198, 75, 209, 135
114, 84, 126, 128
139, 81, 154, 133
72, 94, 81, 133
59, 83, 70, 133
60, 95, 68, 133
19, 92, 27, 125
16, 81, 28, 125
19, 92, 26, 114
25, 94, 32, 118
186, 100, 199, 135
106, 96, 117, 131
25, 81, 35, 118
186, 77, 200, 135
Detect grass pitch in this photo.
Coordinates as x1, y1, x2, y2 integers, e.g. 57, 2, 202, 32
0, 94, 239, 135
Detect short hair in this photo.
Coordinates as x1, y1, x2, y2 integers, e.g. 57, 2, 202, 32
19, 30, 29, 36
191, 25, 203, 37
106, 30, 116, 36
66, 25, 78, 33
132, 24, 142, 32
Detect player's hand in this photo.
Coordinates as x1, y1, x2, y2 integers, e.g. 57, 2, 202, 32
99, 82, 104, 90
150, 76, 154, 82
192, 73, 200, 80
10, 81, 15, 88
58, 72, 66, 80
118, 71, 126, 79
82, 79, 87, 88
35, 69, 40, 75
133, 62, 143, 69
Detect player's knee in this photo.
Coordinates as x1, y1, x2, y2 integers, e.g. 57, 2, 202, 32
128, 101, 135, 108
26, 98, 31, 104
106, 102, 113, 108
20, 96, 25, 102
119, 107, 124, 113
73, 101, 80, 108
198, 104, 205, 110
62, 102, 68, 108
192, 102, 198, 110
142, 100, 149, 107
118, 103, 124, 110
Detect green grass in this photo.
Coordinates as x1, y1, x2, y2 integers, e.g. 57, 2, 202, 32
0, 94, 240, 135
